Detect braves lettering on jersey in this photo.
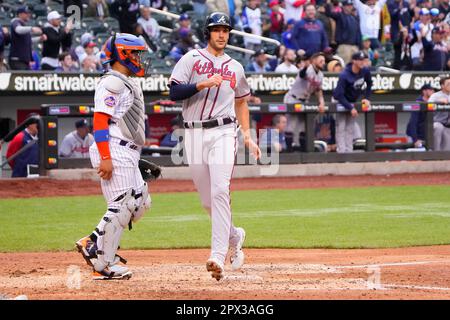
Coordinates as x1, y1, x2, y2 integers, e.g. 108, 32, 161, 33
60, 131, 94, 158
169, 48, 250, 121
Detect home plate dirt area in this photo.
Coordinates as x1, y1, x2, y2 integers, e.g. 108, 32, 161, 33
1, 246, 449, 300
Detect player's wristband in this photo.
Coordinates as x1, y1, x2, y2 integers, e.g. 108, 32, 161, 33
93, 112, 112, 160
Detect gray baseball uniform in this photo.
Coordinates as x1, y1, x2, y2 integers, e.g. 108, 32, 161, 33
170, 48, 250, 266
429, 91, 450, 151
59, 131, 94, 158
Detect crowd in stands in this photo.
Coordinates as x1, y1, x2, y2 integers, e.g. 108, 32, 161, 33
0, 0, 449, 73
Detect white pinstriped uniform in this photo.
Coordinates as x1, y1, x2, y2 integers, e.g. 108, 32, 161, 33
89, 71, 147, 209
170, 48, 250, 266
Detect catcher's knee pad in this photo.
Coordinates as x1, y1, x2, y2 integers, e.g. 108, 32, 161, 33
94, 190, 135, 272
132, 183, 151, 222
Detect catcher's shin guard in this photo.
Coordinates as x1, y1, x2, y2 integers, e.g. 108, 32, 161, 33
132, 182, 152, 222
94, 189, 135, 273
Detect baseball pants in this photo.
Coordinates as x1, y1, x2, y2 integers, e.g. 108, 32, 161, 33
433, 122, 450, 151
183, 123, 241, 265
336, 113, 356, 153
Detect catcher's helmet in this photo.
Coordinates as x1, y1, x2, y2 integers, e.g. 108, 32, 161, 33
204, 12, 232, 40
102, 33, 148, 77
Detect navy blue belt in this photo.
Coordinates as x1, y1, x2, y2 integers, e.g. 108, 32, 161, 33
119, 139, 138, 150
183, 117, 235, 129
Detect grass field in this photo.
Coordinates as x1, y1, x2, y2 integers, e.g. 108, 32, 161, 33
1, 185, 450, 252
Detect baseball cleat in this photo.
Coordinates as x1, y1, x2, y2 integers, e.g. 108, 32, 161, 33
206, 258, 224, 281
230, 227, 246, 271
93, 265, 132, 280
75, 236, 97, 267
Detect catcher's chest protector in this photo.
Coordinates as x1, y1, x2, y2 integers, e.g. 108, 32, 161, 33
104, 71, 146, 146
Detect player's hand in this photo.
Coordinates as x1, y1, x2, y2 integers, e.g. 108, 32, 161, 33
414, 140, 424, 148
439, 98, 449, 104
245, 138, 262, 160
32, 27, 42, 35
40, 34, 47, 42
351, 108, 358, 117
98, 159, 113, 180
318, 101, 325, 114
205, 74, 223, 88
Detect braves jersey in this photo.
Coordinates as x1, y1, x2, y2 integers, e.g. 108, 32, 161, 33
169, 48, 251, 121
284, 64, 323, 103
59, 131, 94, 158
94, 70, 145, 145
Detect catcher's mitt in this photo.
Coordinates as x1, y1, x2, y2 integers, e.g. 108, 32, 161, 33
138, 159, 162, 182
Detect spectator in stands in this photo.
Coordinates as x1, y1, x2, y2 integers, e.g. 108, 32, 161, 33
269, 0, 284, 42
430, 77, 450, 151
333, 51, 372, 153
41, 11, 73, 71
361, 35, 379, 67
275, 49, 299, 73
138, 6, 160, 42
259, 114, 288, 152
64, 0, 84, 20
55, 52, 79, 72
284, 0, 306, 22
0, 26, 10, 71
85, 0, 110, 20
246, 49, 272, 72
438, 0, 450, 19
148, 0, 166, 10
430, 8, 442, 25
79, 40, 102, 70
206, 0, 243, 25
316, 2, 334, 47
6, 115, 39, 178
60, 119, 94, 158
133, 23, 157, 52
393, 26, 413, 70
242, 0, 262, 52
326, 0, 361, 64
110, 0, 140, 34
160, 117, 181, 147
353, 0, 387, 49
421, 27, 449, 71
292, 4, 329, 56
9, 6, 45, 70
193, 0, 208, 16
75, 33, 96, 62
171, 14, 192, 47
80, 55, 98, 72
411, 8, 434, 69
269, 44, 286, 71
169, 28, 195, 62
406, 83, 435, 148
327, 59, 343, 72
282, 18, 296, 50
388, 0, 409, 43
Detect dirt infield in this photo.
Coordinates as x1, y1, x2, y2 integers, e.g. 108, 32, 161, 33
1, 172, 450, 198
0, 246, 449, 300
1, 173, 449, 299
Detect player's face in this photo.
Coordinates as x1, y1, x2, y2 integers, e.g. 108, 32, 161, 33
313, 56, 326, 70
208, 26, 230, 50
27, 123, 38, 135
277, 116, 287, 132
77, 127, 89, 139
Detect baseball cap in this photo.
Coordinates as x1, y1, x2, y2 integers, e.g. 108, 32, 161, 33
253, 49, 266, 58
362, 35, 371, 41
17, 6, 31, 15
47, 11, 62, 21
81, 33, 94, 47
179, 13, 190, 21
84, 41, 97, 48
75, 119, 88, 129
342, 0, 353, 6
432, 27, 444, 34
430, 8, 440, 16
419, 8, 430, 15
352, 51, 368, 60
269, 0, 280, 8
420, 83, 433, 91
287, 18, 296, 25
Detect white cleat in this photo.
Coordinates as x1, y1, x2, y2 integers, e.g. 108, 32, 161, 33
93, 264, 132, 280
206, 258, 224, 281
230, 227, 246, 271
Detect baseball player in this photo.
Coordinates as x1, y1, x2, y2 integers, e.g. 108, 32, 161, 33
59, 119, 94, 158
169, 12, 261, 281
75, 33, 151, 280
283, 52, 326, 147
429, 76, 450, 151
332, 51, 372, 153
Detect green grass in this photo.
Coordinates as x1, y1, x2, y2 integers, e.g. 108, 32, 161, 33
1, 185, 450, 252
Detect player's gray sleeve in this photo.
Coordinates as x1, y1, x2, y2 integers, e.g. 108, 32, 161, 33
59, 134, 73, 157
235, 64, 251, 98
169, 51, 194, 84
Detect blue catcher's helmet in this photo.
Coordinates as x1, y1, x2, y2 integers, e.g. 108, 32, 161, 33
102, 33, 148, 77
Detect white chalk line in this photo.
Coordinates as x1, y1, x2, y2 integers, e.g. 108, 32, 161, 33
383, 284, 450, 291
336, 260, 450, 269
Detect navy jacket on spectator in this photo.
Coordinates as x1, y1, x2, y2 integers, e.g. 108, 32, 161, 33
325, 5, 361, 46
291, 18, 328, 56
332, 63, 372, 110
387, 0, 411, 42
406, 96, 426, 143
422, 38, 449, 71
9, 18, 32, 64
